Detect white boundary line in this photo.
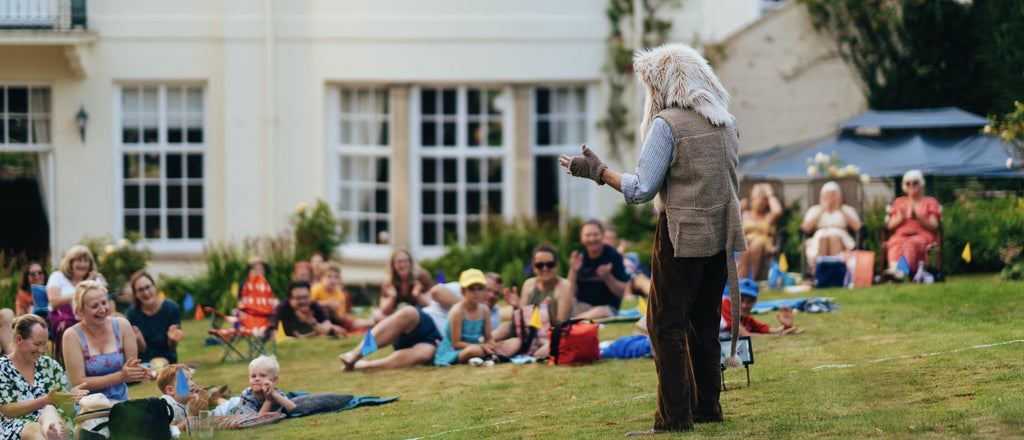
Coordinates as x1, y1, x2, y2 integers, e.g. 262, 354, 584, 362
406, 339, 1024, 439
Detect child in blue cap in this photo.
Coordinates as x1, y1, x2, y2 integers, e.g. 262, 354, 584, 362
720, 279, 803, 337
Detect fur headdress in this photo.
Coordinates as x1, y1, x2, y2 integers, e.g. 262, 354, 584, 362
633, 43, 735, 141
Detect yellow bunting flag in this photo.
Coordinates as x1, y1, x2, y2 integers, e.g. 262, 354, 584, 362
276, 321, 287, 343
158, 290, 165, 299
638, 295, 648, 315
230, 282, 239, 298
962, 243, 972, 263
529, 306, 543, 329
779, 252, 789, 273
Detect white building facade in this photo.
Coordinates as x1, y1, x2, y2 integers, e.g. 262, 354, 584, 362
0, 0, 775, 282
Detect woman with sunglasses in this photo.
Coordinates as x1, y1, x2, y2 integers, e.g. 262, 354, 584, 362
514, 243, 573, 358
885, 169, 941, 275
16, 263, 47, 317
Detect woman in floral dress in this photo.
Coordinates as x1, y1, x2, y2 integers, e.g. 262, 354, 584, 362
0, 314, 87, 440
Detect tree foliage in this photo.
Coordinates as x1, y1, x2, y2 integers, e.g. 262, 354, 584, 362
802, 0, 1024, 117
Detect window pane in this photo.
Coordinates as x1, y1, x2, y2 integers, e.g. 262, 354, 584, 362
142, 88, 158, 112
357, 189, 372, 212
145, 215, 161, 238
375, 221, 388, 243
144, 185, 161, 209
186, 88, 203, 113
167, 88, 184, 112
555, 89, 569, 112
467, 189, 481, 214
487, 89, 504, 114
166, 153, 183, 179
442, 190, 457, 214
168, 215, 183, 239
375, 158, 389, 183
167, 125, 183, 143
187, 128, 203, 143
124, 215, 140, 234
422, 158, 437, 183
8, 88, 27, 113
144, 153, 160, 178
574, 87, 587, 112
377, 120, 389, 146
443, 221, 457, 245
187, 154, 203, 178
143, 127, 158, 143
188, 215, 203, 239
467, 220, 481, 242
8, 117, 28, 143
442, 122, 456, 146
468, 122, 481, 147
421, 122, 436, 146
375, 189, 388, 213
537, 120, 551, 145
123, 154, 139, 179
421, 89, 436, 115
167, 184, 183, 208
488, 190, 502, 214
442, 89, 456, 115
422, 190, 437, 214
422, 221, 438, 245
555, 120, 568, 144
375, 89, 389, 114
122, 128, 139, 144
468, 89, 481, 115
356, 121, 369, 144
30, 89, 50, 113
187, 185, 203, 208
29, 117, 49, 143
340, 90, 353, 113
466, 158, 481, 183
341, 121, 354, 144
487, 158, 503, 183
488, 121, 502, 146
122, 87, 139, 113
356, 89, 371, 113
442, 159, 457, 183
358, 220, 371, 244
124, 185, 140, 209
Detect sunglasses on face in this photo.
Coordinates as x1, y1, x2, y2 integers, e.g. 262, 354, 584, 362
905, 180, 921, 186
28, 271, 45, 277
533, 261, 557, 270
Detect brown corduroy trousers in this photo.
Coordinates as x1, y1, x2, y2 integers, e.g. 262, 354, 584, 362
646, 213, 727, 431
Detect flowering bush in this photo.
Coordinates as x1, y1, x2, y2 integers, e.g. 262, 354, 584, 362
806, 151, 871, 184
291, 199, 347, 261
81, 233, 151, 295
984, 100, 1024, 169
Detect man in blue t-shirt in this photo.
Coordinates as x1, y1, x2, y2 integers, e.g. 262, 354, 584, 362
569, 220, 630, 319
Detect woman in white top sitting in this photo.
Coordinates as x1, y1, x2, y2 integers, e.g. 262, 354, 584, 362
46, 245, 105, 365
801, 181, 862, 264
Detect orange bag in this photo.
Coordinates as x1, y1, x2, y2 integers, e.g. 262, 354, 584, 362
548, 319, 601, 366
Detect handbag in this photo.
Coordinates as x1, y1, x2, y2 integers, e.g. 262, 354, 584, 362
548, 319, 600, 366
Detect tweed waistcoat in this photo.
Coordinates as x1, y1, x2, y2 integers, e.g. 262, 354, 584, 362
656, 107, 747, 258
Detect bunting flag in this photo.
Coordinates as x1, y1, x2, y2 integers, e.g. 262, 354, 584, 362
360, 330, 378, 357
529, 305, 543, 329
524, 262, 532, 276
183, 293, 194, 312
962, 242, 972, 263
176, 367, 190, 399
897, 255, 911, 276
194, 304, 205, 321
276, 321, 287, 343
637, 295, 648, 315
436, 270, 445, 284
779, 253, 789, 273
230, 282, 239, 298
768, 262, 783, 289
158, 290, 166, 299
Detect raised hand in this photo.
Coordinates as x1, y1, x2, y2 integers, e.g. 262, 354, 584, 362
167, 324, 184, 344
503, 286, 519, 308
569, 251, 583, 274
559, 144, 608, 185
596, 262, 613, 279
776, 306, 794, 329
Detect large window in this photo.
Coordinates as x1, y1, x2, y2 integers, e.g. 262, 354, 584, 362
532, 86, 595, 222
331, 87, 391, 246
413, 86, 510, 248
117, 85, 206, 245
1, 85, 50, 147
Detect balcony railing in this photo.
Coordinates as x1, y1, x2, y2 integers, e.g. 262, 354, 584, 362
0, 0, 86, 31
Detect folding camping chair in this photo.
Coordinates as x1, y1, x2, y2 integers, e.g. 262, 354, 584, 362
720, 336, 754, 390
206, 275, 277, 363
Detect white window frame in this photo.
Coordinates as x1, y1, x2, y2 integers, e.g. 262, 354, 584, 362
529, 84, 598, 220
0, 84, 52, 151
328, 85, 394, 261
114, 84, 208, 254
410, 85, 514, 258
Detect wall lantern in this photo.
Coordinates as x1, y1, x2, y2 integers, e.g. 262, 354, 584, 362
76, 105, 88, 143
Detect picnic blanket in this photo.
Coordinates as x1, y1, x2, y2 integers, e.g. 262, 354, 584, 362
284, 392, 398, 417
750, 297, 838, 314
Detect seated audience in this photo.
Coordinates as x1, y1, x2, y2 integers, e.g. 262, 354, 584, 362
603, 227, 651, 298
63, 281, 153, 403
801, 181, 862, 266
231, 356, 297, 415
516, 243, 574, 358
291, 262, 314, 284
238, 256, 271, 297
17, 262, 46, 317
126, 270, 183, 364
720, 279, 803, 337
156, 364, 208, 433
311, 262, 372, 332
433, 269, 496, 366
569, 220, 630, 320
424, 272, 520, 356
337, 303, 442, 371
373, 249, 434, 321
48, 245, 105, 365
0, 314, 87, 440
738, 183, 783, 280
308, 253, 325, 289
885, 169, 942, 276
270, 281, 345, 339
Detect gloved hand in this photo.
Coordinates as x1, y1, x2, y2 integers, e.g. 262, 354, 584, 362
566, 145, 608, 185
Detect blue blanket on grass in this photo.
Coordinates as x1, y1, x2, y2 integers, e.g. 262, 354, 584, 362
284, 392, 398, 417
750, 297, 838, 314
601, 335, 652, 359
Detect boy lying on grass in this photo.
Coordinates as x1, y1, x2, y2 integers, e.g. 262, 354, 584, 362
720, 279, 804, 337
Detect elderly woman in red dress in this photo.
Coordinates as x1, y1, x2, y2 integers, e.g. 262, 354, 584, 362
886, 170, 941, 273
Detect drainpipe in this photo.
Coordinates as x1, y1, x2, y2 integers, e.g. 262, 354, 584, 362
264, 0, 275, 232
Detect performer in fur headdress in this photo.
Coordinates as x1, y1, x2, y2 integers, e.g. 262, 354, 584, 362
559, 42, 745, 436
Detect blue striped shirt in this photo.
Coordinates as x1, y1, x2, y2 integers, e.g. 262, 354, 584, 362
622, 117, 675, 205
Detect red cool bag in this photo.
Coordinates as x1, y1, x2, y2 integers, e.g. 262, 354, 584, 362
548, 319, 601, 365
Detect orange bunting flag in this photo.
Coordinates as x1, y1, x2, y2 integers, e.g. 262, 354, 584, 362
779, 252, 789, 273
529, 305, 543, 329
194, 304, 205, 321
638, 295, 648, 315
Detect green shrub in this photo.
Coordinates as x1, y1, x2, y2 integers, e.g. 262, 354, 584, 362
942, 195, 1024, 275
291, 199, 347, 261
421, 216, 582, 291
609, 202, 659, 266
0, 251, 36, 310
160, 233, 298, 316
81, 233, 152, 296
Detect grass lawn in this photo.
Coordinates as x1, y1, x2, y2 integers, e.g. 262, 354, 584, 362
131, 274, 1024, 439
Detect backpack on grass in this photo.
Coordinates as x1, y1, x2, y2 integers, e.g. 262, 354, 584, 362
107, 397, 173, 440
